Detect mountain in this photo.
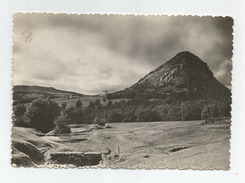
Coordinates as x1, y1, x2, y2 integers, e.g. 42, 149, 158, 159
13, 85, 83, 104
109, 51, 231, 101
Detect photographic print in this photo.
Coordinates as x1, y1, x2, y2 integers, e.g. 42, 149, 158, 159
12, 14, 232, 169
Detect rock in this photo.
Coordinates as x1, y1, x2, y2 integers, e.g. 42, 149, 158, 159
12, 141, 45, 164
49, 152, 102, 167
11, 147, 37, 167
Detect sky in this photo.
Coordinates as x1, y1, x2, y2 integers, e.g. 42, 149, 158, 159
13, 14, 233, 94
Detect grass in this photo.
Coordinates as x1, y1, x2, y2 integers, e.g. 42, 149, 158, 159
11, 121, 230, 169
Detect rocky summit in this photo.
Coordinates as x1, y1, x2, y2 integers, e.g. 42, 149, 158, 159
114, 51, 231, 101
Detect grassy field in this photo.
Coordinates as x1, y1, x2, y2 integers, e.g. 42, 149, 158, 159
15, 94, 123, 108
53, 97, 124, 107
12, 121, 230, 169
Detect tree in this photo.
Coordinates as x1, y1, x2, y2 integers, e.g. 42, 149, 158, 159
13, 103, 26, 117
107, 110, 124, 123
63, 107, 84, 125
26, 98, 60, 133
95, 99, 101, 107
75, 99, 82, 108
136, 109, 159, 122
54, 114, 71, 135
201, 105, 211, 121
165, 105, 181, 121
107, 100, 113, 107
61, 102, 67, 110
88, 101, 95, 108
72, 108, 84, 125
209, 104, 220, 117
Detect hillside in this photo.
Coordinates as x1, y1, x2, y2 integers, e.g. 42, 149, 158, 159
109, 51, 231, 102
13, 85, 83, 105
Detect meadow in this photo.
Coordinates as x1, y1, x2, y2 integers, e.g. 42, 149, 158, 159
12, 121, 230, 169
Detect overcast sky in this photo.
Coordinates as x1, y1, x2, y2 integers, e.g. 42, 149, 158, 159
13, 14, 233, 94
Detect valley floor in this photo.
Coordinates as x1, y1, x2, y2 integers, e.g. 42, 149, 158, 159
12, 121, 230, 170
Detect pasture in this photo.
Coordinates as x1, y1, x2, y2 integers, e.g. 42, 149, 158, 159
12, 121, 230, 169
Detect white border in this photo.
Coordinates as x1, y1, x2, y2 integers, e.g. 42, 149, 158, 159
1, 0, 245, 183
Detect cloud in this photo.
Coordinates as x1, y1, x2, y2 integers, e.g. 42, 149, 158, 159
214, 59, 232, 86
13, 14, 233, 94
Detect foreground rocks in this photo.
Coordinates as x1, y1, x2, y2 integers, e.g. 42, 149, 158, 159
11, 147, 37, 167
49, 152, 102, 167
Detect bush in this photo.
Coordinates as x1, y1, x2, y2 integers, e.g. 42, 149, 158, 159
13, 103, 26, 117
13, 114, 31, 127
26, 98, 60, 133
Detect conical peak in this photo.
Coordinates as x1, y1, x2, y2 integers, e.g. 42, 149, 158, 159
175, 51, 196, 58
117, 51, 230, 102
165, 51, 209, 71
171, 51, 200, 63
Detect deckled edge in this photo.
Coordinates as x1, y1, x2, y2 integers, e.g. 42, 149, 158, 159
11, 13, 233, 171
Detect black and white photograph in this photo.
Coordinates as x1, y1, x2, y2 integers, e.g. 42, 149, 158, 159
12, 14, 232, 169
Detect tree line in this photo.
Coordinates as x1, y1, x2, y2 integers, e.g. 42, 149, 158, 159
13, 95, 231, 134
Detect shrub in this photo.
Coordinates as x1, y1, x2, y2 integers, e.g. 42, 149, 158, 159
13, 114, 31, 127
26, 98, 60, 133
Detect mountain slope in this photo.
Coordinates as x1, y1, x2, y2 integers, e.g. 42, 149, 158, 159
111, 51, 231, 101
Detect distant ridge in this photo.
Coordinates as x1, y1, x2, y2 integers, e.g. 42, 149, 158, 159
13, 85, 83, 96
13, 85, 83, 105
